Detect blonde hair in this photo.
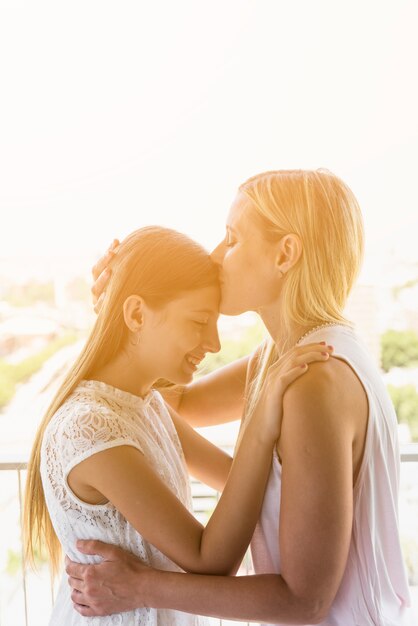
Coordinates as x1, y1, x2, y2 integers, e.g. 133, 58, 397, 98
240, 169, 364, 420
23, 226, 218, 576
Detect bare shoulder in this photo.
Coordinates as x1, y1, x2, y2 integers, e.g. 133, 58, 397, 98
279, 357, 368, 470
284, 355, 365, 413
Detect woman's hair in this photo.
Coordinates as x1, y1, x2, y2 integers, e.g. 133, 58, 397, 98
240, 169, 364, 420
23, 226, 218, 576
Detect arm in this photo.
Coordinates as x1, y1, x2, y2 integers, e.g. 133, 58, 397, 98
168, 406, 232, 492
160, 355, 250, 427
68, 410, 273, 577
68, 347, 329, 578
150, 359, 358, 621
69, 356, 363, 623
69, 552, 321, 623
68, 348, 311, 578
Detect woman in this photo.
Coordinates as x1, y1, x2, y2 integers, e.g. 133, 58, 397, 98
23, 225, 328, 626
67, 170, 412, 625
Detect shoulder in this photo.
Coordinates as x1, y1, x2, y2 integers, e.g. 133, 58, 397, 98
149, 388, 167, 410
280, 357, 364, 450
284, 356, 363, 413
46, 390, 126, 451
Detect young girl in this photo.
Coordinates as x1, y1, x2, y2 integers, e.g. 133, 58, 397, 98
24, 225, 329, 625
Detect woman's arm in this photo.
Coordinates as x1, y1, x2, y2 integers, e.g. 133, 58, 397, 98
168, 407, 232, 492
68, 356, 362, 624
68, 550, 321, 623
160, 355, 250, 427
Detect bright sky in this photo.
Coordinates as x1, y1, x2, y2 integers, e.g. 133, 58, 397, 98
0, 0, 417, 284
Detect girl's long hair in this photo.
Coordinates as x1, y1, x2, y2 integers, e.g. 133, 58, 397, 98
240, 169, 364, 420
23, 226, 218, 576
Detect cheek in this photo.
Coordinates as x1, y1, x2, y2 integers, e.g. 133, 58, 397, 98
168, 325, 201, 353
222, 247, 249, 278
223, 245, 262, 288
219, 249, 275, 314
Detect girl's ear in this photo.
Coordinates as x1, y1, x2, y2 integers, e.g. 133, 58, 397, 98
122, 295, 145, 332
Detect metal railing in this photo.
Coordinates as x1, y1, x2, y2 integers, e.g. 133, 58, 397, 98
1, 445, 417, 626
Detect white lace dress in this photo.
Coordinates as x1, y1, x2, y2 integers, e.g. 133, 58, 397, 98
41, 379, 208, 626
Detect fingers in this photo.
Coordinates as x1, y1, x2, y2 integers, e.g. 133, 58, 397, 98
72, 589, 107, 618
76, 539, 121, 560
275, 363, 311, 389
291, 350, 333, 367
91, 240, 119, 282
93, 291, 106, 313
73, 603, 94, 617
68, 575, 84, 591
291, 342, 334, 356
272, 346, 333, 374
73, 600, 102, 618
65, 560, 86, 580
91, 268, 112, 305
91, 239, 120, 306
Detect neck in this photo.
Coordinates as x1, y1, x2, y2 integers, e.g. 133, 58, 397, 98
258, 303, 327, 350
89, 350, 154, 399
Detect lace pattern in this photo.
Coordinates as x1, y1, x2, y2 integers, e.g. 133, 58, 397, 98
41, 379, 205, 626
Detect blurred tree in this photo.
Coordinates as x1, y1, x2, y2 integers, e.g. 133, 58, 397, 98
388, 384, 418, 441
0, 332, 79, 408
381, 330, 418, 372
3, 281, 54, 307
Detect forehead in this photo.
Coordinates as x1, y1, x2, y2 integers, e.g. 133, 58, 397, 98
168, 286, 220, 314
226, 192, 257, 232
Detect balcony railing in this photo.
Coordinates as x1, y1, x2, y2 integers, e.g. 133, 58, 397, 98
1, 446, 418, 626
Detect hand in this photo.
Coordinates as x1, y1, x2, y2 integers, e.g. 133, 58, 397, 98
249, 341, 334, 442
91, 239, 120, 313
66, 540, 150, 617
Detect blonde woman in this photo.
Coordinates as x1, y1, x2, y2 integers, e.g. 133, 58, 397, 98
67, 170, 412, 626
24, 225, 328, 626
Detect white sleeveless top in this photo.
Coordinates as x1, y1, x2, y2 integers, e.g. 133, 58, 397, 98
251, 325, 413, 626
41, 379, 208, 626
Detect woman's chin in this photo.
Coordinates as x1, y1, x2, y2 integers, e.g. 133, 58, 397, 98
219, 298, 248, 316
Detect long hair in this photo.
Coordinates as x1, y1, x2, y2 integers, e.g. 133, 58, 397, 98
240, 169, 364, 420
23, 226, 219, 576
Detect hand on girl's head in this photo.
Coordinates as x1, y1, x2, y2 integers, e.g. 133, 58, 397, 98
91, 239, 120, 312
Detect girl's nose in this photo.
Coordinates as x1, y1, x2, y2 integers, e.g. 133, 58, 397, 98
202, 325, 221, 354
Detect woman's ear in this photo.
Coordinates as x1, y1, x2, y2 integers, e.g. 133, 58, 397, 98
122, 295, 145, 332
276, 234, 302, 276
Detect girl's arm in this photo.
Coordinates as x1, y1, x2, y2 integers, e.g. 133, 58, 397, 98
68, 349, 322, 577
166, 342, 333, 492
69, 417, 266, 576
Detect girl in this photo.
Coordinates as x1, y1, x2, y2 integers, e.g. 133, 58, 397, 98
24, 225, 328, 625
